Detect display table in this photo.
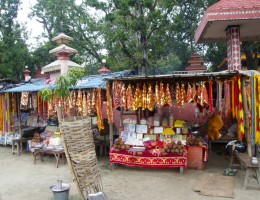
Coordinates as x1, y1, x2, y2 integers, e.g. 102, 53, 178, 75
33, 148, 66, 168
110, 148, 187, 174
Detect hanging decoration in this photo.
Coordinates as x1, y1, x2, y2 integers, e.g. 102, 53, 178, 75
159, 82, 165, 106
0, 94, 3, 132
20, 92, 29, 110
76, 90, 83, 113
186, 83, 192, 103
224, 80, 231, 118
106, 83, 114, 123
86, 91, 92, 115
208, 81, 213, 112
82, 91, 87, 117
237, 75, 244, 141
126, 84, 134, 110
95, 88, 104, 130
165, 83, 172, 107
142, 83, 147, 110
201, 82, 209, 106
155, 82, 160, 106
133, 84, 142, 110
112, 81, 122, 109
192, 83, 197, 102
176, 83, 181, 106
254, 74, 260, 144
180, 83, 186, 106
121, 84, 126, 110
217, 81, 223, 112
147, 83, 154, 111
196, 83, 202, 106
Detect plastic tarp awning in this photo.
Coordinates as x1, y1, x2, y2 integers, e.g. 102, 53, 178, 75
3, 78, 54, 93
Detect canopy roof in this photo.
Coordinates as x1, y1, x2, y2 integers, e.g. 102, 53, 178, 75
2, 70, 134, 93
105, 70, 258, 83
195, 0, 260, 43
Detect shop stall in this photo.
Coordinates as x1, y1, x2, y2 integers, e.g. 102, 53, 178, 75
105, 70, 260, 171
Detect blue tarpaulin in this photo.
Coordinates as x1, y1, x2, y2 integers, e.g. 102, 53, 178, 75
2, 70, 133, 92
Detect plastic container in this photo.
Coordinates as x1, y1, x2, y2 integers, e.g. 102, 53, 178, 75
50, 180, 70, 200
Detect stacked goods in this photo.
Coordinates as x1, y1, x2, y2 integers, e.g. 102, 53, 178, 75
113, 137, 131, 150
32, 133, 41, 143
186, 135, 203, 146
160, 140, 185, 154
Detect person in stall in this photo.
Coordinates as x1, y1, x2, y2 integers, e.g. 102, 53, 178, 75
206, 111, 224, 141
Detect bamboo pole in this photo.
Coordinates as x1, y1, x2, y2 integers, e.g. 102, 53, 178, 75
242, 77, 251, 157
56, 106, 85, 200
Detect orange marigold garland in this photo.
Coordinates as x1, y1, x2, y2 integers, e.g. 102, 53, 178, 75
192, 83, 197, 102
106, 82, 114, 123
86, 91, 92, 115
201, 82, 209, 105
159, 82, 165, 106
112, 81, 122, 109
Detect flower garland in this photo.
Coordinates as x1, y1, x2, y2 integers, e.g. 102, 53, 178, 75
121, 83, 126, 110
165, 83, 172, 107
82, 91, 87, 117
142, 83, 147, 110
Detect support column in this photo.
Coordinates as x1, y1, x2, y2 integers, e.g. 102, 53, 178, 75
226, 26, 241, 70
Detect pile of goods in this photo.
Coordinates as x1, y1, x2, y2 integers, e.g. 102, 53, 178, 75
32, 133, 41, 143
112, 137, 131, 150
186, 135, 203, 146
160, 140, 185, 154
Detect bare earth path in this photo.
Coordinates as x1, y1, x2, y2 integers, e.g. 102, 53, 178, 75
0, 146, 259, 200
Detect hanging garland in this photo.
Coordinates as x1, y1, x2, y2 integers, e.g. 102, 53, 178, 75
142, 83, 147, 110
106, 82, 114, 123
96, 88, 104, 130
0, 94, 3, 132
132, 84, 142, 110
254, 74, 260, 144
126, 84, 134, 110
82, 91, 87, 117
165, 83, 172, 107
237, 75, 245, 141
147, 83, 154, 111
76, 90, 83, 113
155, 82, 160, 106
176, 83, 181, 106
121, 84, 126, 110
209, 81, 213, 112
186, 83, 192, 103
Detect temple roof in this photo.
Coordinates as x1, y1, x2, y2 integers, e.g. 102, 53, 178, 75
52, 32, 73, 45
195, 0, 260, 43
42, 60, 82, 73
49, 44, 77, 56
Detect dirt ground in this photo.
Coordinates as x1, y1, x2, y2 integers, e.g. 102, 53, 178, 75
0, 145, 259, 200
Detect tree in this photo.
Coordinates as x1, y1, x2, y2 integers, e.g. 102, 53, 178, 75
0, 0, 32, 80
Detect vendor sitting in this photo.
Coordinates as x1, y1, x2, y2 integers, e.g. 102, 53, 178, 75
206, 112, 224, 141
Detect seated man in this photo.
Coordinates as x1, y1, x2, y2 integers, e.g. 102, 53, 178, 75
206, 112, 224, 141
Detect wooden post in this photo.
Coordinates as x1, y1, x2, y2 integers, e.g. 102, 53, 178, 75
242, 77, 251, 157
109, 123, 113, 149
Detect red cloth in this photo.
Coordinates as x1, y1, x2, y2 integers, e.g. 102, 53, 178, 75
110, 148, 187, 169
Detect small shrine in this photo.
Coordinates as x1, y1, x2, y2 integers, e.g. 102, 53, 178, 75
42, 33, 83, 80
185, 54, 207, 72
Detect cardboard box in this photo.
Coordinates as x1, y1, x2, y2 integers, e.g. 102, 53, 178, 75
187, 146, 206, 170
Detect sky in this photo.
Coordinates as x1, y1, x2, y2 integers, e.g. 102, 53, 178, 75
17, 0, 44, 48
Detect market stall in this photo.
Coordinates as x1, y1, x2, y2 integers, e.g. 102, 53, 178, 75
105, 70, 260, 171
